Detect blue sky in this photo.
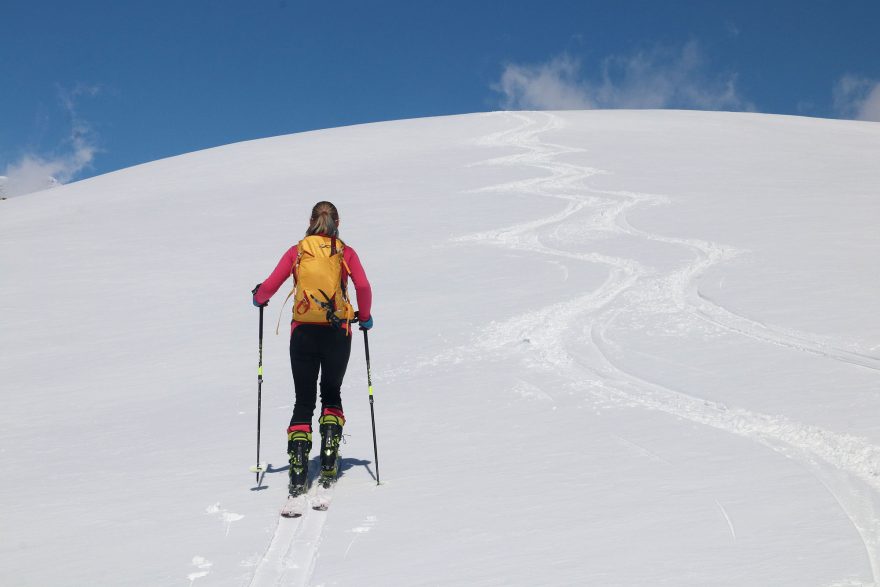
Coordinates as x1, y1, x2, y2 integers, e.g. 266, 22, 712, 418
2, 0, 879, 193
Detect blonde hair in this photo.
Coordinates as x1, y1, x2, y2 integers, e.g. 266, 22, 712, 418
306, 201, 339, 238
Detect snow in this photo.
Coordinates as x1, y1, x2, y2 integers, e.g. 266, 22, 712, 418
1, 110, 879, 586
0, 173, 59, 199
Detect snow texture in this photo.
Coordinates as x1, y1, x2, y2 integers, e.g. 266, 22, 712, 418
1, 110, 879, 586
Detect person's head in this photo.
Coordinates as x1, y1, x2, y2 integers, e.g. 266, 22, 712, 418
306, 201, 340, 237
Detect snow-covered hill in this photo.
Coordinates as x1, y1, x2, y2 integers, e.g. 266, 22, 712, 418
1, 110, 879, 586
0, 174, 60, 199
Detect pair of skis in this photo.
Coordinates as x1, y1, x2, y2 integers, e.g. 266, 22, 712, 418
281, 479, 335, 518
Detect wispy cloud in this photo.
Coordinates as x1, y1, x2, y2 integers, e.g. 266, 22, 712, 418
833, 75, 880, 122
1, 84, 101, 198
495, 54, 595, 110
494, 42, 751, 112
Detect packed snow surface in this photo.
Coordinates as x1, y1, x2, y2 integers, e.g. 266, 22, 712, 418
1, 110, 879, 586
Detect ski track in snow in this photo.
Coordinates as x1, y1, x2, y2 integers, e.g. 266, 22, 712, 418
244, 111, 880, 585
247, 490, 328, 587
394, 111, 880, 583
714, 500, 737, 543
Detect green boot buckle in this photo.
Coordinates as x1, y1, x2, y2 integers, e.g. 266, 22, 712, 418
318, 415, 343, 477
287, 430, 312, 479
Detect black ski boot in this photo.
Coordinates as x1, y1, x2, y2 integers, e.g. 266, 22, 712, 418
287, 430, 312, 496
318, 413, 343, 487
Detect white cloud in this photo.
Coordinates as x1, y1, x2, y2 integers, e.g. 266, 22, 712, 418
833, 75, 880, 122
2, 84, 101, 198
495, 54, 595, 110
494, 42, 751, 112
2, 156, 66, 198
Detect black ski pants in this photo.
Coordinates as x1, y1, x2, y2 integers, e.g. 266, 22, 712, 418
289, 325, 352, 428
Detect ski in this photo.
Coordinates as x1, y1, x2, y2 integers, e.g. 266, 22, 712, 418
280, 492, 308, 518
279, 476, 335, 516
312, 478, 336, 511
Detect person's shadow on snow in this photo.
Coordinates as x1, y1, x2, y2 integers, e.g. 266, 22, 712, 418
252, 456, 375, 490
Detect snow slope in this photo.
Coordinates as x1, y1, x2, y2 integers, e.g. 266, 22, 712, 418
1, 110, 879, 586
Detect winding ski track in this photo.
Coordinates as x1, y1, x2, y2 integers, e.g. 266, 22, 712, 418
247, 111, 880, 585
449, 111, 880, 583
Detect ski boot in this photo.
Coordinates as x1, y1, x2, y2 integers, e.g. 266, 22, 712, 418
318, 410, 344, 487
287, 428, 312, 496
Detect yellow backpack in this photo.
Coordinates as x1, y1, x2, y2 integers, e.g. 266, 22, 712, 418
282, 235, 355, 333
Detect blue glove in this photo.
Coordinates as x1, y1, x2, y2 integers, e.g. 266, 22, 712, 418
359, 315, 373, 330
252, 284, 268, 308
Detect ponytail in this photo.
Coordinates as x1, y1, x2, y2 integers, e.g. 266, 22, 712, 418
306, 201, 340, 238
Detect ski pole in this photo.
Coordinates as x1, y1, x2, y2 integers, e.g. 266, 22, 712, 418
250, 305, 266, 482
361, 327, 380, 485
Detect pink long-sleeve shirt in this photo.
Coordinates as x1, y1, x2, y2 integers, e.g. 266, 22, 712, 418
255, 240, 372, 334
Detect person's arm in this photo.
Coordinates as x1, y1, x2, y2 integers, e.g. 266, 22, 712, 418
345, 247, 372, 321
253, 246, 297, 305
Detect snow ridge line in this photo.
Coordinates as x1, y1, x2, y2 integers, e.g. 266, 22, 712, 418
458, 111, 880, 583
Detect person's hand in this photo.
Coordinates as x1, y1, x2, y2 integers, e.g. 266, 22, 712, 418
358, 315, 373, 330
252, 284, 268, 308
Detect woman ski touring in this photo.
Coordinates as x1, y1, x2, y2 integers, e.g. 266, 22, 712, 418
251, 201, 373, 501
